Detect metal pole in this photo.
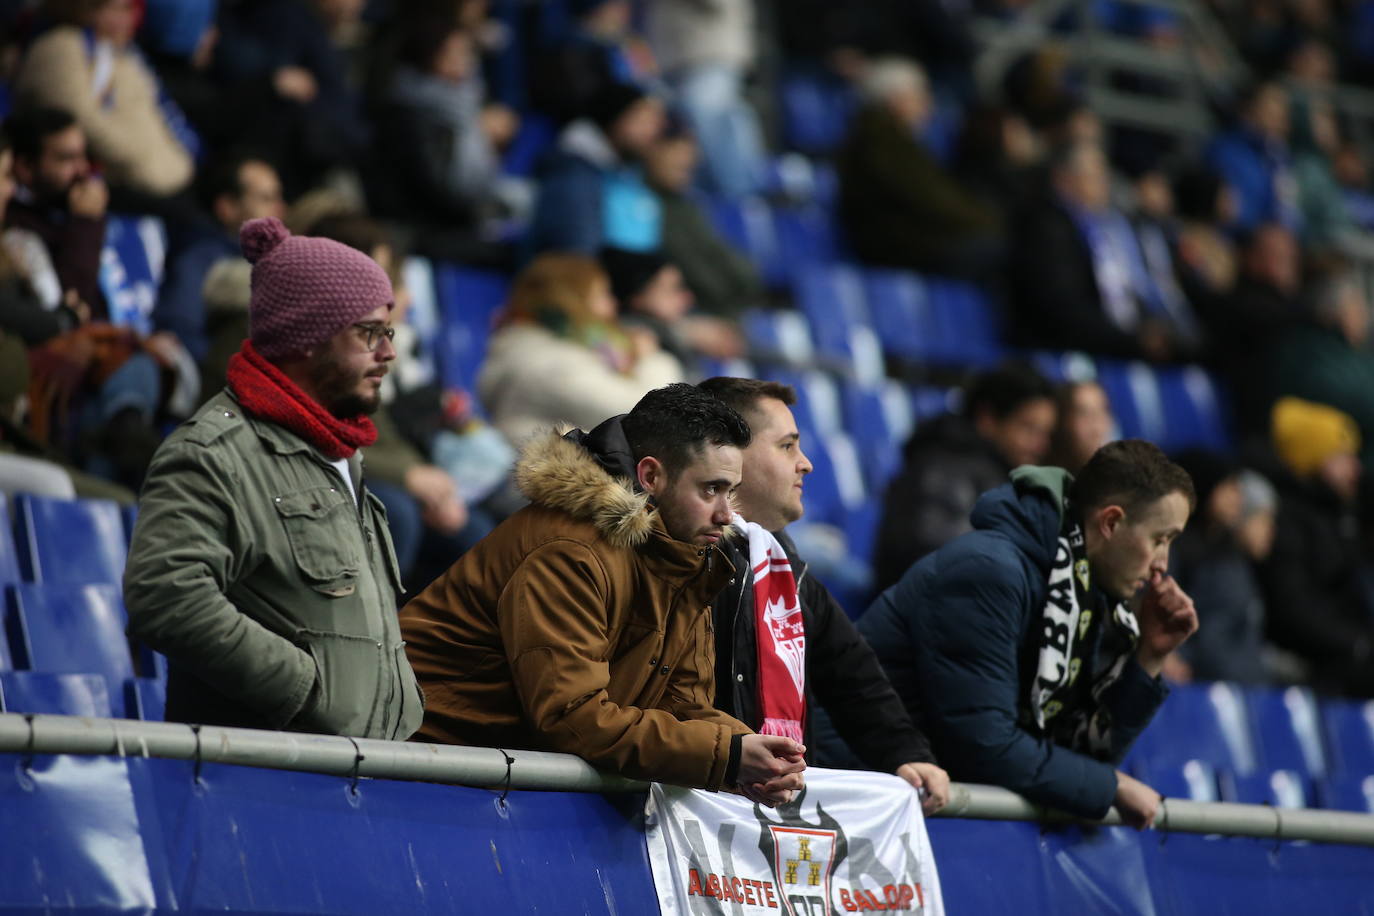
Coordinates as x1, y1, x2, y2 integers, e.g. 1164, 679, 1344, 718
3, 714, 1374, 846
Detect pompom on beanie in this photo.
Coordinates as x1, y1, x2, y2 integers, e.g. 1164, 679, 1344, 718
242, 217, 393, 360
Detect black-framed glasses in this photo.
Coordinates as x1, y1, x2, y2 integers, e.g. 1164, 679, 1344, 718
353, 322, 396, 352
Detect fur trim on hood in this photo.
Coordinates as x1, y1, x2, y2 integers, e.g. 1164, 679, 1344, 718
513, 428, 655, 549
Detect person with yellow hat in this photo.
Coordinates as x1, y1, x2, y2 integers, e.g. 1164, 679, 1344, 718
1261, 397, 1374, 696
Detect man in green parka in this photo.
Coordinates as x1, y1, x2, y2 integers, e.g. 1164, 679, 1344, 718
123, 216, 423, 740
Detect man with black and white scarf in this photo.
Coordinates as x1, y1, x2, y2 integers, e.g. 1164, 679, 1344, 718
860, 439, 1198, 829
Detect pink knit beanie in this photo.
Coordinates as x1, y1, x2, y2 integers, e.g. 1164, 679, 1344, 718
242, 217, 394, 359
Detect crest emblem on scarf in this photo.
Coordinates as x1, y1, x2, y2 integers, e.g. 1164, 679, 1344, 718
764, 595, 807, 696
1075, 558, 1091, 592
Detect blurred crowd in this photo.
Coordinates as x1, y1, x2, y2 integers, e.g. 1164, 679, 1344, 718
4, 0, 1374, 699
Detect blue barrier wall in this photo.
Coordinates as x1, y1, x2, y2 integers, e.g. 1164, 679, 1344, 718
3, 752, 1372, 914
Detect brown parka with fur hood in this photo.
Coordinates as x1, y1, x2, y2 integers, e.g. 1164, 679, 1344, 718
400, 420, 752, 789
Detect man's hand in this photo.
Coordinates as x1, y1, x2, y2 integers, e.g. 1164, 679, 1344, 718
896, 762, 950, 815
68, 176, 108, 219
738, 734, 806, 807
273, 66, 318, 103
404, 464, 467, 536
1114, 770, 1161, 830
1136, 572, 1199, 677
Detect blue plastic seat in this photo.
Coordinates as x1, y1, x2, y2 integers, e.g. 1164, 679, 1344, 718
863, 269, 938, 363
794, 264, 881, 379
774, 203, 839, 270
1321, 698, 1374, 777
707, 195, 786, 287
841, 380, 906, 492
1128, 681, 1259, 776
740, 309, 816, 367
1029, 351, 1098, 385
7, 583, 134, 718
1153, 365, 1233, 452
0, 497, 21, 589
1094, 360, 1166, 443
779, 69, 856, 155
126, 677, 167, 722
0, 670, 113, 717
1319, 775, 1374, 813
929, 281, 1007, 365
1247, 685, 1328, 779
13, 494, 127, 585
1221, 768, 1312, 808
1132, 759, 1221, 802
434, 265, 511, 398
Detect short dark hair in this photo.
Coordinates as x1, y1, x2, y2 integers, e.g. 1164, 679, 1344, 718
696, 376, 796, 428
623, 383, 752, 477
964, 361, 1055, 421
200, 151, 274, 210
4, 107, 77, 162
308, 212, 391, 257
1070, 439, 1196, 518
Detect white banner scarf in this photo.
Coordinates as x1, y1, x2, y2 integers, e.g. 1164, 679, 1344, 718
646, 768, 944, 916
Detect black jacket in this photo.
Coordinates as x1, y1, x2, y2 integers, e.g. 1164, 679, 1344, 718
872, 414, 1010, 593
713, 529, 934, 773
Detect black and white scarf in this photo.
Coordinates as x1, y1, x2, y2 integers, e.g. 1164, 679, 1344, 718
1026, 510, 1140, 756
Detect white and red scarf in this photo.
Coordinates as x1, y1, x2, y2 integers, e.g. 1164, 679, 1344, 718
733, 515, 806, 742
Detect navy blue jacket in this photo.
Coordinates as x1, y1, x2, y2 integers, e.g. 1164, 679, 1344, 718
858, 468, 1168, 818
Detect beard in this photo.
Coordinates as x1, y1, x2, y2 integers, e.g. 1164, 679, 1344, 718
307, 351, 384, 418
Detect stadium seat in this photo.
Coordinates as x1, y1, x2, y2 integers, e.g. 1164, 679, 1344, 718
1132, 759, 1221, 802
1154, 365, 1232, 452
926, 279, 1006, 365
1095, 360, 1166, 442
1221, 768, 1312, 808
7, 583, 135, 718
774, 203, 839, 269
0, 497, 21, 589
863, 268, 934, 362
695, 357, 756, 381
126, 677, 167, 722
1321, 698, 1374, 777
741, 309, 816, 367
779, 69, 856, 155
13, 494, 127, 585
1029, 351, 1098, 385
1128, 681, 1259, 775
707, 195, 786, 287
794, 264, 882, 380
0, 671, 113, 718
842, 380, 909, 491
434, 265, 511, 399
1247, 686, 1328, 779
1319, 775, 1374, 813
501, 112, 556, 177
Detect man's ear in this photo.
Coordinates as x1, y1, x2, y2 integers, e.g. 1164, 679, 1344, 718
636, 455, 665, 495
1095, 504, 1126, 539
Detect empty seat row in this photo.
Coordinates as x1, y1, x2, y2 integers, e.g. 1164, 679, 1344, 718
1, 493, 130, 588
1136, 757, 1374, 813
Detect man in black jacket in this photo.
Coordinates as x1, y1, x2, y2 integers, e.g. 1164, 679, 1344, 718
699, 377, 949, 814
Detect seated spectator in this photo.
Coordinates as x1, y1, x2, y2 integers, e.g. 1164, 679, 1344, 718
15, 0, 195, 211
599, 246, 744, 367
1274, 265, 1374, 465
644, 130, 765, 319
400, 384, 807, 803
0, 125, 133, 503
1047, 379, 1115, 475
952, 104, 1043, 218
645, 0, 766, 197
369, 12, 519, 241
1169, 453, 1292, 684
860, 440, 1198, 826
1172, 167, 1240, 303
1012, 143, 1199, 362
528, 84, 666, 256
125, 216, 424, 737
529, 0, 656, 125
4, 107, 107, 313
478, 253, 682, 446
1206, 80, 1302, 234
1204, 222, 1303, 438
214, 0, 370, 196
837, 57, 1003, 278
873, 362, 1057, 593
156, 154, 286, 363
1263, 398, 1374, 696
5, 108, 186, 490
699, 377, 949, 814
1129, 168, 1206, 356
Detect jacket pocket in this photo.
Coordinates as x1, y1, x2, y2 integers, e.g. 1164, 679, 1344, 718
293, 629, 385, 737
274, 487, 361, 593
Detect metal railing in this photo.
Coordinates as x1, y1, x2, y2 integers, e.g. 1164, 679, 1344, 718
3, 712, 1373, 847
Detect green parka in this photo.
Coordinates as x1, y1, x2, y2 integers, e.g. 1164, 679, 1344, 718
124, 388, 423, 739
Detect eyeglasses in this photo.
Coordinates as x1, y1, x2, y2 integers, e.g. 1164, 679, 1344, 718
353, 322, 396, 352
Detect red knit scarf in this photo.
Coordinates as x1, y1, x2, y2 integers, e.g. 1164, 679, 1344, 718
226, 340, 377, 460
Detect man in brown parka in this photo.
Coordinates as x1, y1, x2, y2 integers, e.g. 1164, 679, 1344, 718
401, 384, 807, 804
